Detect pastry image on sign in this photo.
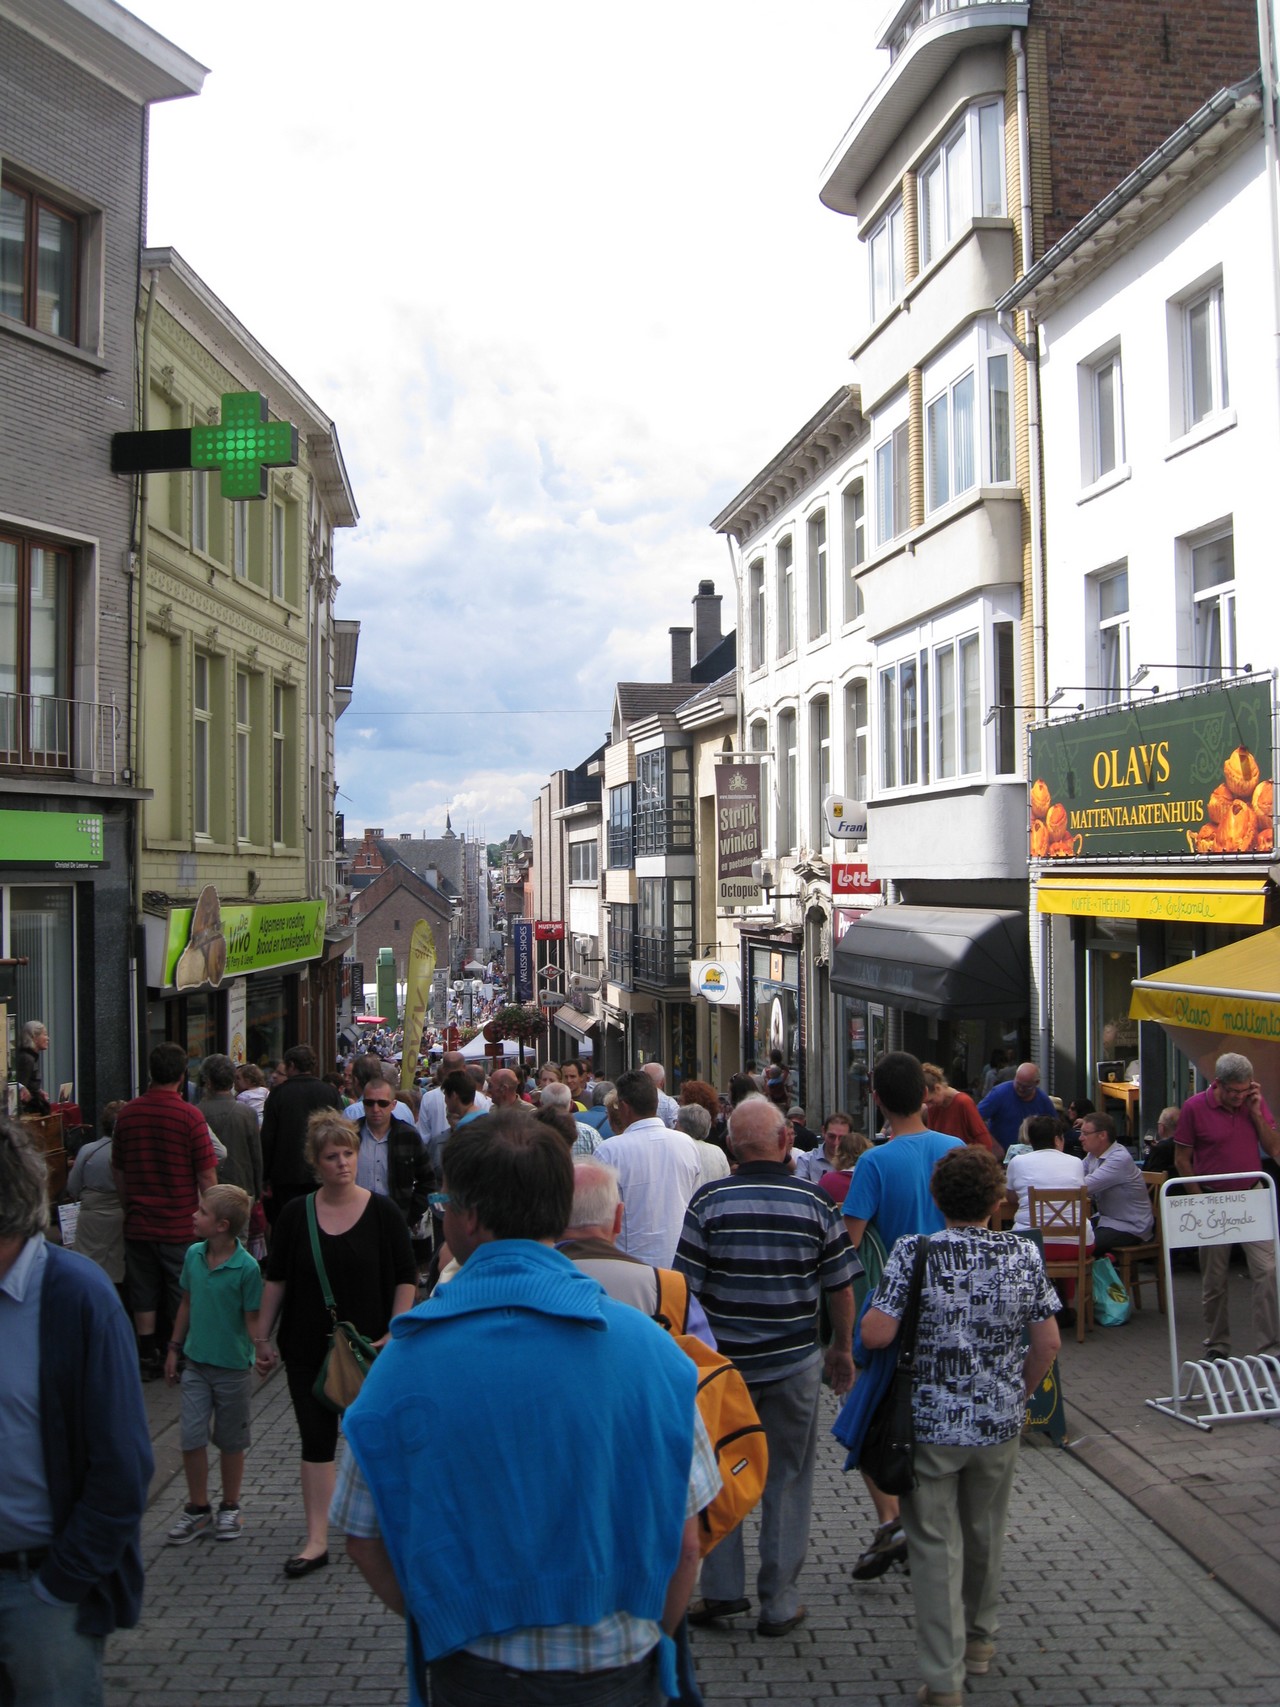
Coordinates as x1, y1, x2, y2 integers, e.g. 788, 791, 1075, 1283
1185, 747, 1273, 855
175, 884, 228, 989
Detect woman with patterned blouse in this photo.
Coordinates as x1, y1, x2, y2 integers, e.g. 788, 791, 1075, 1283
861, 1147, 1060, 1707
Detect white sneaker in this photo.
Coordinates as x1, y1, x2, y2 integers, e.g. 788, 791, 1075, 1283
167, 1506, 212, 1545
214, 1505, 243, 1541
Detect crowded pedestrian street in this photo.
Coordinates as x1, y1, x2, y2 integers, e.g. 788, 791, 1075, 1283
104, 1259, 1280, 1707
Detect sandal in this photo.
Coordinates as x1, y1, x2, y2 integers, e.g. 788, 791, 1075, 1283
851, 1521, 907, 1580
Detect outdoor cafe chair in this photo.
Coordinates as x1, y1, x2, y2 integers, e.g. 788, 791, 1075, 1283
1111, 1170, 1170, 1316
1028, 1185, 1095, 1343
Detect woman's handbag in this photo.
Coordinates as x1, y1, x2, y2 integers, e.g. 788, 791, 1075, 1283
1092, 1254, 1132, 1327
306, 1195, 379, 1413
859, 1235, 932, 1496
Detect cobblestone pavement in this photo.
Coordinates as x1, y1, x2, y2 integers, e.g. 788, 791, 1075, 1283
107, 1351, 1280, 1707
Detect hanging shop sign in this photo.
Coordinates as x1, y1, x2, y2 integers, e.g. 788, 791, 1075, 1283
534, 920, 565, 941
513, 920, 534, 1001
0, 808, 104, 868
832, 861, 880, 897
824, 795, 868, 841
163, 887, 327, 990
1027, 680, 1274, 863
689, 958, 742, 1006
715, 762, 762, 907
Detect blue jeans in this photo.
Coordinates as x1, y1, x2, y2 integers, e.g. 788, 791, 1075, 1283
0, 1559, 105, 1707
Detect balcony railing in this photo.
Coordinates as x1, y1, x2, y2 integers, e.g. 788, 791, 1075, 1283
889, 0, 1007, 58
0, 691, 121, 784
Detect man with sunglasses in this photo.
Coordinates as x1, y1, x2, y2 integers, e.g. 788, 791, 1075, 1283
356, 1077, 434, 1226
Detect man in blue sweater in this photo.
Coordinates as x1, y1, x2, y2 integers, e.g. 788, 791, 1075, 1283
0, 1114, 153, 1707
333, 1111, 718, 1707
978, 1061, 1056, 1157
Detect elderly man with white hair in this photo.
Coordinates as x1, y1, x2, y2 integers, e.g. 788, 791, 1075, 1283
675, 1095, 858, 1638
641, 1061, 680, 1129
1175, 1051, 1280, 1359
539, 1083, 600, 1156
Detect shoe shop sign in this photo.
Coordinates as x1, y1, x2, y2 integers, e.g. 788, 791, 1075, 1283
1027, 679, 1273, 863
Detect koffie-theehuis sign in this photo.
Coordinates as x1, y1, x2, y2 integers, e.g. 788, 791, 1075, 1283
1027, 681, 1274, 862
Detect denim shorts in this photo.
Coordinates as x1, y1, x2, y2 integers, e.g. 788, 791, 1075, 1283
179, 1360, 253, 1454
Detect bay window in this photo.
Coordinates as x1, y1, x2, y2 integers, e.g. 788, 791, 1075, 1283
635, 747, 693, 855
918, 100, 1005, 269
869, 198, 905, 322
925, 369, 975, 511
875, 422, 910, 546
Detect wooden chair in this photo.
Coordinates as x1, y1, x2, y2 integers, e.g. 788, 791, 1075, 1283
1112, 1171, 1169, 1315
1027, 1186, 1094, 1342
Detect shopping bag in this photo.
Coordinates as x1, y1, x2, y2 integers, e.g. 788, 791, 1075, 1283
1092, 1255, 1131, 1327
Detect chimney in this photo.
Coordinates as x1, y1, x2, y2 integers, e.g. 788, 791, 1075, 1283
670, 625, 692, 683
693, 579, 721, 663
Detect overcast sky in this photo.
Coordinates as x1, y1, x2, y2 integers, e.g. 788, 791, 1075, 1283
127, 0, 882, 839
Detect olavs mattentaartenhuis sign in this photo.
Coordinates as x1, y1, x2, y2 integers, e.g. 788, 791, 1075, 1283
1027, 679, 1273, 863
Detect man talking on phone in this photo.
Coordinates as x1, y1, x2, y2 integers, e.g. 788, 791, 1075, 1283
1175, 1052, 1280, 1359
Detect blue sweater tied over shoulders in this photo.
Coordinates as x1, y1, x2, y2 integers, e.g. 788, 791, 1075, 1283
342, 1240, 695, 1705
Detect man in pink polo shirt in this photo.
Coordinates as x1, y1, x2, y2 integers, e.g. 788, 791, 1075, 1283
1175, 1051, 1280, 1360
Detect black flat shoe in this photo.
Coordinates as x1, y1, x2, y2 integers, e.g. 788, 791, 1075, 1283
688, 1596, 750, 1625
283, 1551, 329, 1578
758, 1607, 807, 1637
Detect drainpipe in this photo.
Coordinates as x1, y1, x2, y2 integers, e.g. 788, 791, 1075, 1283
1012, 29, 1051, 1077
1259, 0, 1280, 437
131, 266, 159, 1092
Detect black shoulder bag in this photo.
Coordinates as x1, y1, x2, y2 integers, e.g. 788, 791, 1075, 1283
860, 1234, 932, 1496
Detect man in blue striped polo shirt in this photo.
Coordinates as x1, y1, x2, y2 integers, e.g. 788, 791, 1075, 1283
675, 1095, 858, 1638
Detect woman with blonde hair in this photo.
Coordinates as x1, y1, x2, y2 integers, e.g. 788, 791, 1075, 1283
255, 1110, 416, 1578
921, 1063, 994, 1150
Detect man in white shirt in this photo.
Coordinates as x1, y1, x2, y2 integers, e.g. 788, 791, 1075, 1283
418, 1050, 490, 1175
593, 1069, 701, 1266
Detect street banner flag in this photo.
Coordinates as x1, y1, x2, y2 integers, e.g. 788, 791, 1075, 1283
400, 920, 437, 1092
715, 763, 762, 909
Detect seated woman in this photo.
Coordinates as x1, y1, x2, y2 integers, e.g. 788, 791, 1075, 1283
1080, 1111, 1154, 1255
1005, 1115, 1092, 1312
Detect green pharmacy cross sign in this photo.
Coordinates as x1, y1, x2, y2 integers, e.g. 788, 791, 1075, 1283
111, 391, 299, 500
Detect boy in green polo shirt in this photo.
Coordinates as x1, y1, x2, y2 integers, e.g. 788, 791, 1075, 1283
164, 1184, 263, 1544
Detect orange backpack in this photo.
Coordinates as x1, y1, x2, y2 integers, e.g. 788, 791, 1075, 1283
653, 1268, 769, 1556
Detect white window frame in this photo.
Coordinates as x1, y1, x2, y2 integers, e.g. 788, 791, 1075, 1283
987, 352, 1011, 483
569, 840, 599, 884
777, 707, 798, 854
924, 368, 976, 512
807, 508, 828, 641
844, 678, 869, 803
193, 652, 211, 839
272, 683, 286, 845
933, 631, 982, 780
749, 719, 771, 851
235, 668, 251, 843
1190, 529, 1236, 680
272, 500, 286, 599
1184, 281, 1229, 428
918, 100, 1005, 270
776, 535, 795, 658
868, 197, 905, 322
875, 421, 910, 546
1092, 565, 1130, 705
809, 695, 831, 848
192, 470, 208, 556
1086, 348, 1125, 482
748, 558, 765, 671
842, 480, 866, 622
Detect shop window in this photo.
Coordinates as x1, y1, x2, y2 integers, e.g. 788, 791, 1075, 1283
807, 510, 828, 641
0, 531, 71, 766
3, 884, 75, 1103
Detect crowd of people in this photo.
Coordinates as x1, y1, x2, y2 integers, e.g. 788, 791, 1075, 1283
3, 1039, 1279, 1706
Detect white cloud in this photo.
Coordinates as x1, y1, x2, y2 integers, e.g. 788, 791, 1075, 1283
128, 0, 883, 832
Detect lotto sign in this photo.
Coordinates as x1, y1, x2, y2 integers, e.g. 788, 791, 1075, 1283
832, 862, 879, 896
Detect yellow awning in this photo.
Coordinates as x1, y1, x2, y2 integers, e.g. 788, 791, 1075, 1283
1037, 874, 1269, 926
1129, 926, 1280, 1038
